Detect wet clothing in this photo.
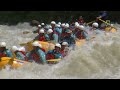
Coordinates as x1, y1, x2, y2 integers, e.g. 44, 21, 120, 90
15, 51, 28, 61
26, 47, 47, 64
0, 49, 12, 58
46, 50, 62, 60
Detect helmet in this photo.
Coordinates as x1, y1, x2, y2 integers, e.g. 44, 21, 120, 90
58, 22, 61, 25
39, 29, 45, 33
47, 29, 53, 33
41, 23, 45, 26
75, 22, 79, 25
92, 22, 99, 28
62, 42, 68, 46
12, 46, 18, 52
0, 42, 6, 47
32, 41, 42, 48
55, 43, 61, 48
51, 21, 56, 24
19, 47, 26, 52
61, 23, 65, 27
79, 25, 85, 30
75, 23, 79, 28
55, 24, 60, 27
38, 24, 41, 27
65, 23, 69, 28
49, 25, 52, 29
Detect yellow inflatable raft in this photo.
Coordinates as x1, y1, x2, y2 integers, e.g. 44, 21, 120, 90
0, 57, 62, 69
105, 26, 117, 33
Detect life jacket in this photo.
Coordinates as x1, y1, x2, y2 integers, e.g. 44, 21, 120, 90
19, 51, 28, 61
38, 35, 46, 41
76, 31, 85, 39
0, 49, 8, 58
31, 52, 41, 63
60, 50, 66, 57
46, 54, 55, 60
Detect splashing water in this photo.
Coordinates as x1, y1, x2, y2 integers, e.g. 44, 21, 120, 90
0, 22, 120, 79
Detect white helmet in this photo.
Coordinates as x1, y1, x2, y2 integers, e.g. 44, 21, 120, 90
41, 23, 45, 26
75, 23, 79, 28
39, 29, 45, 33
49, 25, 52, 29
65, 23, 69, 28
12, 46, 18, 52
92, 22, 99, 28
79, 25, 85, 30
55, 43, 61, 48
61, 23, 65, 27
62, 42, 68, 46
0, 42, 6, 47
75, 22, 79, 25
19, 47, 26, 52
38, 24, 41, 27
32, 41, 42, 48
51, 21, 56, 25
55, 24, 60, 27
58, 22, 61, 25
47, 29, 53, 33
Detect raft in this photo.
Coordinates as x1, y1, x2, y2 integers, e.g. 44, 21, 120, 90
22, 39, 86, 52
104, 26, 117, 33
0, 57, 30, 69
24, 41, 55, 52
0, 57, 62, 69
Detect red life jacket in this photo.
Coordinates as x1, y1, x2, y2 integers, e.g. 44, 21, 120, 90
31, 52, 41, 63
38, 35, 46, 41
76, 31, 85, 39
19, 51, 28, 61
60, 50, 65, 57
0, 53, 6, 57
46, 54, 55, 60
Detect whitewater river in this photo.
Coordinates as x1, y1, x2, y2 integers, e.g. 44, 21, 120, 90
0, 22, 120, 79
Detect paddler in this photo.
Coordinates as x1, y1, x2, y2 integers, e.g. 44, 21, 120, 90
26, 41, 47, 64
46, 43, 62, 60
0, 42, 13, 58
11, 46, 28, 61
60, 42, 69, 57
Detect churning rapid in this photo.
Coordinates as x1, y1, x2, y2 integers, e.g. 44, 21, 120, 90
0, 22, 120, 79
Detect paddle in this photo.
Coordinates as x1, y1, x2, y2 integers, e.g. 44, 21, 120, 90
47, 59, 61, 62
23, 31, 32, 34
86, 20, 96, 25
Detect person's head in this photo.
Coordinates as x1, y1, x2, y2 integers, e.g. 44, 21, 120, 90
58, 22, 61, 25
39, 29, 45, 35
51, 21, 56, 27
92, 22, 99, 28
37, 24, 41, 29
75, 23, 79, 29
19, 47, 26, 52
0, 42, 6, 51
79, 25, 85, 31
47, 29, 53, 34
55, 43, 61, 52
65, 29, 72, 36
65, 23, 69, 29
32, 41, 42, 49
61, 42, 68, 50
55, 24, 60, 28
11, 46, 19, 52
61, 23, 65, 28
41, 23, 45, 27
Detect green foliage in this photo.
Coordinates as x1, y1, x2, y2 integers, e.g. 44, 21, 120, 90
0, 11, 119, 25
